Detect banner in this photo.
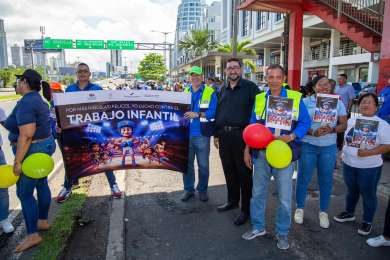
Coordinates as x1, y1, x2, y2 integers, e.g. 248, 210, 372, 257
53, 90, 191, 181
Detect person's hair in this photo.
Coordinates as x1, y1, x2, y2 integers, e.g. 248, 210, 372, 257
329, 78, 336, 86
266, 64, 285, 75
76, 62, 90, 72
358, 93, 378, 107
303, 81, 314, 97
41, 81, 52, 102
312, 75, 327, 89
21, 69, 51, 97
227, 57, 242, 67
338, 73, 347, 80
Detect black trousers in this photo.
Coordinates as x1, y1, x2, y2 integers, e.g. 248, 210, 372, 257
384, 196, 390, 237
218, 129, 252, 214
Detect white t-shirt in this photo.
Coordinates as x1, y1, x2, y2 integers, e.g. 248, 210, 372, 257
343, 115, 390, 168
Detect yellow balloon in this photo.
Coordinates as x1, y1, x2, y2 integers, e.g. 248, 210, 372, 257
0, 165, 20, 188
265, 140, 292, 169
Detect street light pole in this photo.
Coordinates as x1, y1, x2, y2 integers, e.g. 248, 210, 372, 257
232, 0, 239, 58
151, 30, 173, 70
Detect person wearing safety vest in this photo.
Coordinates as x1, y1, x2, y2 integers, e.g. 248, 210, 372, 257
181, 66, 217, 202
242, 64, 311, 250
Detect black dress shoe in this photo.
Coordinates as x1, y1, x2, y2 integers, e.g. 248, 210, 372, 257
217, 202, 238, 212
234, 212, 249, 225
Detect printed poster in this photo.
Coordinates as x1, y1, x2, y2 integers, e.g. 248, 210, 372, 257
265, 95, 294, 131
346, 119, 379, 148
53, 90, 191, 181
313, 94, 338, 125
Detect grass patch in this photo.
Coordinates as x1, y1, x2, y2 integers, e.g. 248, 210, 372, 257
32, 178, 91, 260
0, 94, 20, 101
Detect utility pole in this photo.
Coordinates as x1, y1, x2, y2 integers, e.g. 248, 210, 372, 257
150, 30, 173, 71
232, 0, 239, 57
40, 26, 46, 80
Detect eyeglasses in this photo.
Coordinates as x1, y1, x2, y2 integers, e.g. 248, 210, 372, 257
226, 66, 241, 70
77, 69, 90, 74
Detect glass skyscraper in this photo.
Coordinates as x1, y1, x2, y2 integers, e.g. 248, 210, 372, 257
176, 0, 206, 33
0, 19, 9, 68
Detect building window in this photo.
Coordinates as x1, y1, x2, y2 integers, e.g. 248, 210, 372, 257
242, 11, 249, 36
311, 45, 321, 60
256, 12, 267, 30
275, 13, 284, 22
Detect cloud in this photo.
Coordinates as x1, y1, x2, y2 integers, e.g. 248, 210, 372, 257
1, 0, 180, 72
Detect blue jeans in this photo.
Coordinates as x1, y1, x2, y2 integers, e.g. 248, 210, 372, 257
0, 147, 9, 221
296, 143, 337, 212
183, 136, 210, 193
63, 171, 117, 190
343, 163, 382, 223
251, 151, 294, 236
12, 137, 56, 234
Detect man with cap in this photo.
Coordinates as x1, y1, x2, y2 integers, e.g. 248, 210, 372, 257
181, 66, 217, 202
56, 62, 122, 203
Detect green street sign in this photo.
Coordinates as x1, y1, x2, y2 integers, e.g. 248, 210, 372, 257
107, 40, 135, 50
43, 38, 73, 49
76, 40, 105, 49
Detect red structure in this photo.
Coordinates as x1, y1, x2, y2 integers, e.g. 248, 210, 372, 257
238, 0, 388, 92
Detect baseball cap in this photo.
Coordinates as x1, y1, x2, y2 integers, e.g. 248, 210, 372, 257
188, 66, 203, 75
16, 69, 42, 86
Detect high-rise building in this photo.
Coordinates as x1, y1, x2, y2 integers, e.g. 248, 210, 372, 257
110, 50, 122, 67
22, 47, 32, 67
0, 19, 9, 68
173, 0, 207, 68
34, 52, 45, 67
11, 44, 22, 67
58, 50, 66, 67
206, 1, 222, 43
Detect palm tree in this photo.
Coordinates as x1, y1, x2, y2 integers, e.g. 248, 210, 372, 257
217, 39, 257, 73
217, 39, 257, 56
178, 29, 219, 57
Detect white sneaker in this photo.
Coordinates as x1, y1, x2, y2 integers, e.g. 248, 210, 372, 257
0, 219, 15, 233
294, 208, 304, 224
319, 212, 329, 229
366, 235, 390, 247
242, 229, 266, 240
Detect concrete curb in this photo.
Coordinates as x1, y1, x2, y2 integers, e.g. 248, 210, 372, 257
105, 170, 126, 260
0, 160, 63, 236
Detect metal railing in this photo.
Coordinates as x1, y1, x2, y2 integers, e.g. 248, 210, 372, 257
318, 0, 384, 35
333, 40, 368, 56
304, 43, 331, 61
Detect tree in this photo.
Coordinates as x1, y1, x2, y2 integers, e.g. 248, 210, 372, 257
137, 53, 167, 81
217, 39, 257, 56
61, 75, 76, 85
217, 39, 257, 73
179, 29, 218, 57
0, 69, 12, 87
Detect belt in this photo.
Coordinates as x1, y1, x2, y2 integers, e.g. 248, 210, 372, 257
222, 126, 243, 132
11, 136, 51, 146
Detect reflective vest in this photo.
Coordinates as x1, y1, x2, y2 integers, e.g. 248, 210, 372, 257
184, 85, 215, 136
253, 88, 303, 161
254, 89, 302, 122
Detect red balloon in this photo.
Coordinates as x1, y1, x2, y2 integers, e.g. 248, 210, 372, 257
243, 123, 274, 149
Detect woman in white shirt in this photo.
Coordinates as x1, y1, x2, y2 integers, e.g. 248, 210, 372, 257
334, 93, 390, 236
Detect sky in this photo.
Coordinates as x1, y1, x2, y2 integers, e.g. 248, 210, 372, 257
1, 0, 216, 72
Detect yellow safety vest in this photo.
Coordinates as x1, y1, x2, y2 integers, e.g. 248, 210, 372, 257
254, 89, 302, 121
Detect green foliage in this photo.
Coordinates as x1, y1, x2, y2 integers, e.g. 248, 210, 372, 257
0, 66, 45, 87
179, 29, 218, 57
61, 75, 76, 85
137, 53, 167, 81
32, 179, 90, 260
217, 39, 257, 56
